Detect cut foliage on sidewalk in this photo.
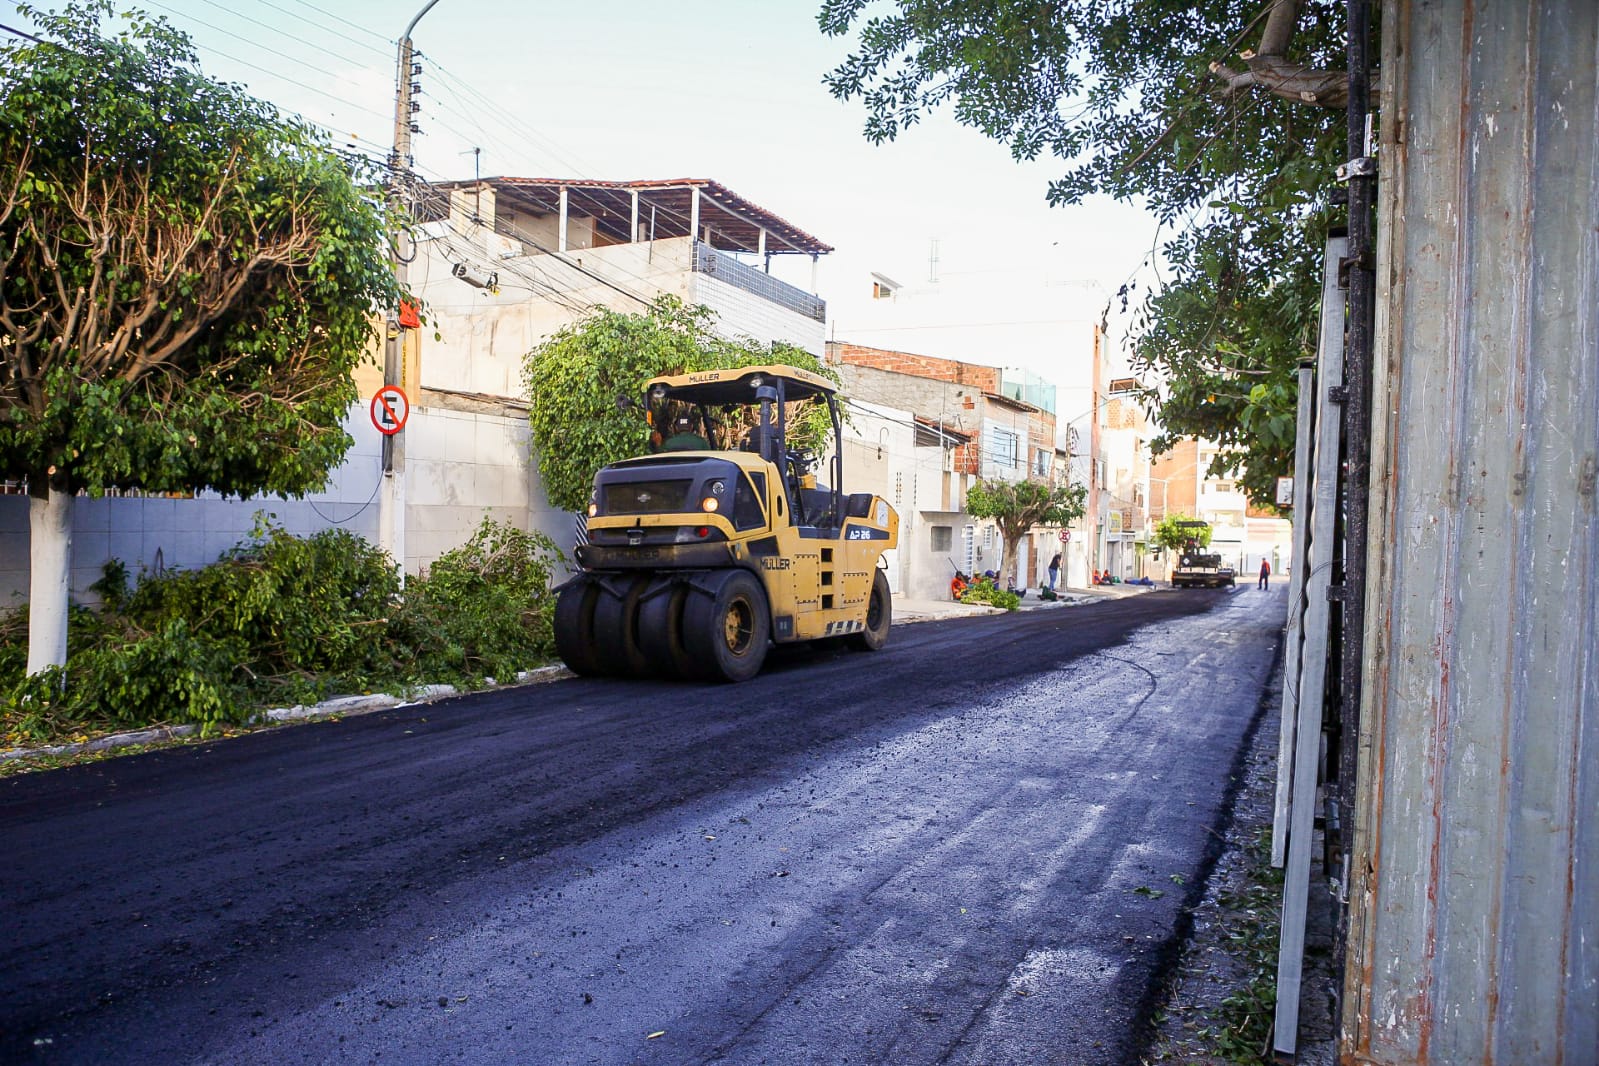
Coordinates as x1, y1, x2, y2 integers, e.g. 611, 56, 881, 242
2, 518, 562, 750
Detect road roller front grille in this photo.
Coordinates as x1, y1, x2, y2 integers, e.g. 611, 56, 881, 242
602, 479, 693, 514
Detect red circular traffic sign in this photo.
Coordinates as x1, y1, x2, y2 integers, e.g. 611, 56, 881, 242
370, 385, 410, 436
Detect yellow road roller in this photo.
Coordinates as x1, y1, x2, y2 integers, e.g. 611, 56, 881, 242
555, 365, 899, 682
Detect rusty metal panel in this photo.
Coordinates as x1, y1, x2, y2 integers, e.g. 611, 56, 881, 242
1347, 1, 1599, 1062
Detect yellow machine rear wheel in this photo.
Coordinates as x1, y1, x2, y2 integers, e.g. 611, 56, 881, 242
682, 570, 770, 683
847, 568, 892, 652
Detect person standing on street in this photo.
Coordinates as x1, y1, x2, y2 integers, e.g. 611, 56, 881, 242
1048, 552, 1061, 590
1258, 558, 1272, 589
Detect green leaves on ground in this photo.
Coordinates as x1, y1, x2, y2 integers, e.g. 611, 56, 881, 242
0, 519, 562, 744
958, 577, 1020, 612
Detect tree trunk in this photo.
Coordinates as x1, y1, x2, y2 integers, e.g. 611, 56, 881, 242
1001, 532, 1024, 591
26, 482, 73, 675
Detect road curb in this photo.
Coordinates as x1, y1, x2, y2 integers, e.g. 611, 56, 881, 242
0, 666, 568, 767
2, 590, 1166, 766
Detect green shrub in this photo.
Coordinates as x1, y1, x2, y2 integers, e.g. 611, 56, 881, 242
126, 521, 400, 678
393, 519, 563, 687
3, 619, 248, 741
960, 578, 1021, 611
2, 518, 565, 749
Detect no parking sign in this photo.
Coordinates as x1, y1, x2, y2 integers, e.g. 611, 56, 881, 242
370, 385, 409, 436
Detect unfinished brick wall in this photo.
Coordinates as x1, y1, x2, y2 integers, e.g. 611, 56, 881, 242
828, 342, 1002, 394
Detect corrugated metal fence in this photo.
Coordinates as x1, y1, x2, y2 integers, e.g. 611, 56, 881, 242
1345, 1, 1599, 1061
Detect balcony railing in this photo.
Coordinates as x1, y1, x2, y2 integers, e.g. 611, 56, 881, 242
692, 241, 826, 322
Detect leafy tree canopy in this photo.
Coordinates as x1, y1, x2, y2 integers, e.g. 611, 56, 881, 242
0, 1, 401, 498
819, 0, 1346, 506
1153, 512, 1213, 553
965, 477, 1087, 588
523, 296, 839, 512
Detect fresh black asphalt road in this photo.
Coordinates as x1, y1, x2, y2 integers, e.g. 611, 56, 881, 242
2, 585, 1285, 1065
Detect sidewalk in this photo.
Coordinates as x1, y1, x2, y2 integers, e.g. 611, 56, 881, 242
893, 581, 1159, 624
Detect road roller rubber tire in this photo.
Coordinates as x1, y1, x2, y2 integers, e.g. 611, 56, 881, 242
682, 570, 770, 683
591, 575, 652, 677
847, 568, 892, 652
553, 577, 604, 676
637, 581, 697, 680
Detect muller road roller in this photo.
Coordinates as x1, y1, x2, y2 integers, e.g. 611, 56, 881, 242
554, 365, 898, 682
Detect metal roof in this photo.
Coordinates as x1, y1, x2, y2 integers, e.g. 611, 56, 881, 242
446, 177, 832, 256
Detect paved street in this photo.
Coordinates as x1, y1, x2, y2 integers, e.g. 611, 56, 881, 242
1, 586, 1285, 1065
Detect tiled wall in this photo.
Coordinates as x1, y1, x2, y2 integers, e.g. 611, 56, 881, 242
0, 409, 384, 607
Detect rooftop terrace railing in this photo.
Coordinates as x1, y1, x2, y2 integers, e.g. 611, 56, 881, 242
692, 241, 825, 323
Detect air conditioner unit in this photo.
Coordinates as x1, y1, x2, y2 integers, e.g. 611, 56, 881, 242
451, 262, 498, 289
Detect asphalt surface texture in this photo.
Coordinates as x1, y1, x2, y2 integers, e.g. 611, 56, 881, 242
2, 584, 1285, 1065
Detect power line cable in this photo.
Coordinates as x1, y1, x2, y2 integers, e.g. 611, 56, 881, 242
238, 0, 393, 59
277, 0, 394, 47
0, 20, 47, 44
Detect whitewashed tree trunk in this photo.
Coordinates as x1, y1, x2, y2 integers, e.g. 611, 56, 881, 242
26, 485, 73, 675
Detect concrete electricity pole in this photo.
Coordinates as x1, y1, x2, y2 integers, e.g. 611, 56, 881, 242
377, 0, 441, 575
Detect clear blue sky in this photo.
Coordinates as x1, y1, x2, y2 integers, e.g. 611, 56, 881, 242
4, 0, 1161, 381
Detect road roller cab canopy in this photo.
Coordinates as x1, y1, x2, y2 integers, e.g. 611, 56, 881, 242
644, 365, 836, 406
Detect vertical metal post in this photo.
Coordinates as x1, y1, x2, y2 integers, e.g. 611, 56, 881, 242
1275, 236, 1349, 1060
1336, 0, 1376, 980
1272, 361, 1321, 869
558, 186, 569, 252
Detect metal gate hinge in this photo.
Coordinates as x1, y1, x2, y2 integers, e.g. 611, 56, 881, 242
1328, 385, 1349, 405
1336, 157, 1377, 181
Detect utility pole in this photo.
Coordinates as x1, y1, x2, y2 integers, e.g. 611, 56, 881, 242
377, 0, 441, 576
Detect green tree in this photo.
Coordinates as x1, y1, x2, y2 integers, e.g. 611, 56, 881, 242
819, 0, 1346, 506
965, 477, 1087, 591
0, 3, 401, 673
523, 296, 837, 512
1153, 513, 1213, 554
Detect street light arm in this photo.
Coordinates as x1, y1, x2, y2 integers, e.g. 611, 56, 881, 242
403, 0, 442, 43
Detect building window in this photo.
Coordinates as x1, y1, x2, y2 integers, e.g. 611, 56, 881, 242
1033, 447, 1051, 477
930, 525, 952, 552
988, 426, 1020, 468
